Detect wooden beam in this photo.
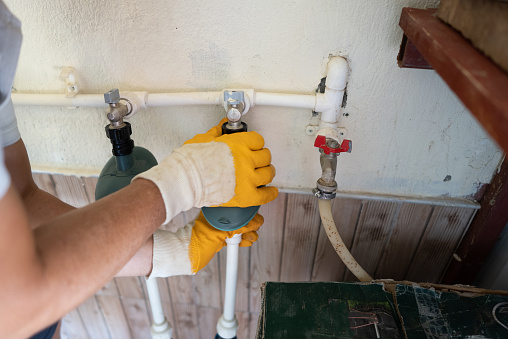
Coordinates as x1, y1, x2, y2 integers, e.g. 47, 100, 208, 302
397, 35, 432, 69
399, 8, 508, 154
437, 0, 508, 73
443, 159, 508, 285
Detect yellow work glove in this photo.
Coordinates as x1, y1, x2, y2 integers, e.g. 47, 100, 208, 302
183, 117, 228, 144
134, 119, 278, 224
184, 118, 278, 208
148, 212, 263, 278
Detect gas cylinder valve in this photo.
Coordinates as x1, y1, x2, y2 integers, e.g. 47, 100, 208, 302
313, 135, 352, 199
104, 89, 131, 128
222, 90, 247, 134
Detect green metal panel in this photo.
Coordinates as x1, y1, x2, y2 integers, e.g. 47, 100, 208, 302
396, 284, 508, 338
258, 282, 402, 339
258, 282, 508, 339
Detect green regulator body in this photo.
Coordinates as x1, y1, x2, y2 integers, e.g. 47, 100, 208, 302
201, 122, 260, 232
96, 122, 157, 200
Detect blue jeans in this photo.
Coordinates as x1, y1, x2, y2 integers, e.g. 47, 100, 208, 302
30, 322, 58, 339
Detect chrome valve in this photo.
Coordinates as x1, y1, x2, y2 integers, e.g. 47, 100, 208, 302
104, 89, 129, 128
224, 91, 245, 130
313, 135, 352, 199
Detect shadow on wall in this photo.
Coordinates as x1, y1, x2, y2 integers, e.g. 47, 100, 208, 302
475, 223, 508, 291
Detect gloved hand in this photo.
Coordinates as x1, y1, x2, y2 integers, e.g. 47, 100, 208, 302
183, 117, 228, 144
149, 212, 263, 278
134, 119, 278, 224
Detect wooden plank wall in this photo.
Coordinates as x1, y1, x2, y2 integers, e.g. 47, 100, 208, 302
32, 173, 477, 339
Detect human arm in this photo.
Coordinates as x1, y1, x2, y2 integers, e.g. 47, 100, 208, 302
4, 139, 154, 278
3, 139, 75, 229
0, 122, 277, 337
115, 211, 263, 278
3, 130, 275, 278
0, 172, 165, 338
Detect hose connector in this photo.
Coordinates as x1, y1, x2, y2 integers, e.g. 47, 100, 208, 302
313, 135, 352, 200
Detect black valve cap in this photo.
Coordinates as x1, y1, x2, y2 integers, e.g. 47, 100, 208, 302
106, 122, 132, 140
105, 122, 134, 156
221, 122, 248, 135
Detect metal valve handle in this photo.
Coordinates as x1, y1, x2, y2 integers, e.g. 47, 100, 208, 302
104, 89, 121, 104
314, 135, 352, 154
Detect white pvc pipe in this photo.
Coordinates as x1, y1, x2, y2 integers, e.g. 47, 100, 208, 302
11, 93, 106, 107
223, 236, 240, 321
254, 92, 316, 109
325, 57, 348, 91
317, 57, 348, 140
216, 234, 241, 339
10, 57, 348, 120
318, 199, 372, 282
146, 92, 222, 107
10, 90, 327, 111
146, 278, 172, 338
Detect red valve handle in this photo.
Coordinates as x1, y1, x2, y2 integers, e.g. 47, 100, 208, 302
314, 135, 352, 154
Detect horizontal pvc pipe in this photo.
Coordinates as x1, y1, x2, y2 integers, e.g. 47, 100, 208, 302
254, 92, 316, 109
11, 90, 323, 111
10, 59, 346, 116
146, 92, 222, 107
11, 93, 105, 107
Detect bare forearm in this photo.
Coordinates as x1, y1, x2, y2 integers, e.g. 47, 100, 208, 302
22, 180, 155, 278
24, 187, 75, 229
115, 237, 153, 277
1, 179, 164, 337
24, 185, 154, 276
3, 179, 163, 337
4, 140, 75, 229
35, 178, 163, 291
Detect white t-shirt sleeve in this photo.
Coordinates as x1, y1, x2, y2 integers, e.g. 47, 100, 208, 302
0, 97, 20, 147
0, 1, 22, 104
0, 98, 17, 199
0, 1, 23, 199
0, 144, 10, 199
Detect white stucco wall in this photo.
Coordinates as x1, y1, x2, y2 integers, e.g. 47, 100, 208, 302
5, 0, 503, 199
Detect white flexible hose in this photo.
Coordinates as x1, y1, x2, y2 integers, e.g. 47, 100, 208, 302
318, 199, 373, 282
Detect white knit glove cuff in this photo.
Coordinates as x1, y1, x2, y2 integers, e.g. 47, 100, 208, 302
148, 227, 194, 279
133, 143, 235, 224
173, 143, 235, 208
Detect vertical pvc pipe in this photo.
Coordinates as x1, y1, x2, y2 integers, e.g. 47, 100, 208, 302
317, 57, 349, 141
223, 238, 240, 321
216, 234, 242, 338
146, 278, 172, 338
